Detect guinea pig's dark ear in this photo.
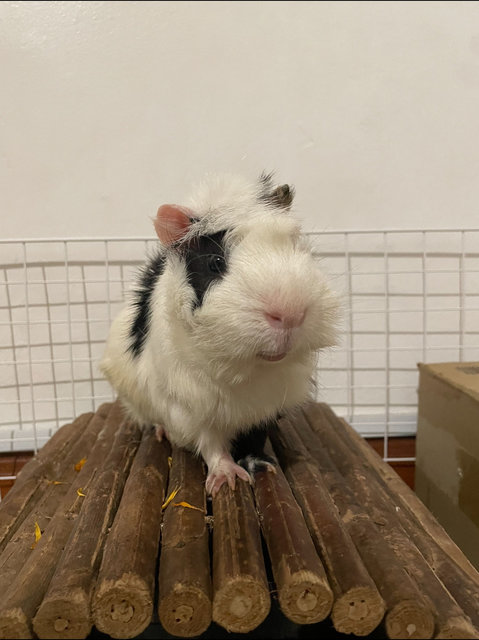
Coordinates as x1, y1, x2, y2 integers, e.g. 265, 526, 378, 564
268, 183, 295, 210
259, 173, 295, 210
154, 204, 193, 246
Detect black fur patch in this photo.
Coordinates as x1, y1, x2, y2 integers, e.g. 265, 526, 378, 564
128, 251, 166, 356
181, 230, 228, 308
238, 454, 276, 475
127, 229, 227, 356
231, 418, 278, 474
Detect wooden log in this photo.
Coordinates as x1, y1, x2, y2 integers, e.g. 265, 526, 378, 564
333, 414, 479, 638
305, 403, 479, 639
328, 407, 479, 634
92, 426, 170, 639
0, 406, 110, 596
329, 405, 479, 586
252, 442, 333, 625
0, 411, 97, 552
158, 447, 211, 638
315, 405, 479, 637
10, 414, 90, 490
0, 402, 123, 640
212, 479, 270, 633
287, 409, 435, 639
270, 421, 386, 636
31, 408, 142, 640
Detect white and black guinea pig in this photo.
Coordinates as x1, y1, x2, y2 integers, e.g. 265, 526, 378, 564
100, 173, 339, 496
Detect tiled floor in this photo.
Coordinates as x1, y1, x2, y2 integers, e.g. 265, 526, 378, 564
0, 452, 34, 499
366, 436, 416, 489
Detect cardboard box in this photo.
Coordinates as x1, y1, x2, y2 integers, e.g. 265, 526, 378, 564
415, 362, 479, 569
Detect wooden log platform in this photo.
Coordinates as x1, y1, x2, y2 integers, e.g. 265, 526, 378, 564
0, 399, 478, 639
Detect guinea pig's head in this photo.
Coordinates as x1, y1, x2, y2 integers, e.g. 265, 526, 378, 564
154, 174, 339, 381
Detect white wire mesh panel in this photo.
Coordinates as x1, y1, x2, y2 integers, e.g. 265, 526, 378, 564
1, 230, 478, 462
1, 238, 155, 452
313, 229, 479, 460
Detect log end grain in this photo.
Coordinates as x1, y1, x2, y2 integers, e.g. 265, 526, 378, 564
93, 574, 153, 639
32, 588, 91, 640
385, 600, 435, 639
277, 569, 333, 625
158, 584, 211, 638
331, 585, 385, 637
0, 607, 32, 640
212, 576, 270, 634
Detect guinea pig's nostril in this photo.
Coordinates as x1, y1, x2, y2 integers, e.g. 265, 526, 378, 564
264, 311, 285, 328
264, 310, 306, 329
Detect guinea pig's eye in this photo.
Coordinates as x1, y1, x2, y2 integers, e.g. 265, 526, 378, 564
207, 255, 226, 274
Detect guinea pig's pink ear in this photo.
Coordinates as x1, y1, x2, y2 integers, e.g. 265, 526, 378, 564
154, 204, 194, 246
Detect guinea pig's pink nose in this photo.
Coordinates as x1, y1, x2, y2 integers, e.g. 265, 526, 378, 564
264, 309, 305, 329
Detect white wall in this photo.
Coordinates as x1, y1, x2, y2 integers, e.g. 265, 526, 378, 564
1, 0, 479, 239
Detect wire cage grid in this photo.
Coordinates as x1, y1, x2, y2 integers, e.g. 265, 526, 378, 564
1, 228, 479, 482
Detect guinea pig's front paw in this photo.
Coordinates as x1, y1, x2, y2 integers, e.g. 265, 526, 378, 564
206, 458, 252, 497
238, 454, 277, 476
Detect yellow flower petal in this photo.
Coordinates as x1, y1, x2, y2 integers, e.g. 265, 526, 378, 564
74, 458, 87, 472
31, 521, 42, 549
173, 501, 205, 513
168, 456, 172, 469
162, 487, 179, 510
77, 488, 86, 497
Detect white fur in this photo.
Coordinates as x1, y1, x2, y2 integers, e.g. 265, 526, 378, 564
100, 174, 339, 480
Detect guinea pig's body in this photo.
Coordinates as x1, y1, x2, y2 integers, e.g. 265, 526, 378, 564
100, 174, 339, 495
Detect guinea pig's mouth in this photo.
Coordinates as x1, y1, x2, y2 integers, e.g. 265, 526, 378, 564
258, 351, 287, 362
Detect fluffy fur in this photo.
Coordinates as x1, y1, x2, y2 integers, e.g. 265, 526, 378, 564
100, 173, 339, 493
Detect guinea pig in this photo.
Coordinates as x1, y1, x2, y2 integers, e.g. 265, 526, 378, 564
100, 173, 339, 496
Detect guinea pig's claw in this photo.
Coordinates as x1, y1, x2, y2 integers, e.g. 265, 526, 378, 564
206, 460, 252, 497
154, 424, 169, 442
